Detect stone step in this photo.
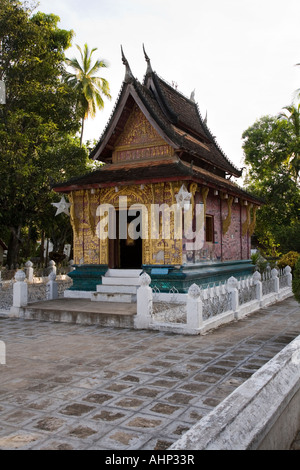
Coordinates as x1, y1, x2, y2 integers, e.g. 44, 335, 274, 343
105, 269, 142, 278
22, 299, 136, 328
101, 276, 141, 286
91, 292, 136, 303
96, 285, 138, 294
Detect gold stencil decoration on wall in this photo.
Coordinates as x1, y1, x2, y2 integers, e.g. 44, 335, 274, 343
71, 190, 84, 264
69, 191, 80, 236
249, 205, 258, 236
87, 190, 96, 237
242, 203, 252, 236
189, 182, 198, 216
70, 183, 184, 267
222, 196, 234, 235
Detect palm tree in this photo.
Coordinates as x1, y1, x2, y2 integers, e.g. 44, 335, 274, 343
65, 44, 111, 146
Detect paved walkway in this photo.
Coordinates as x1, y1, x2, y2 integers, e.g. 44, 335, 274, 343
0, 296, 299, 450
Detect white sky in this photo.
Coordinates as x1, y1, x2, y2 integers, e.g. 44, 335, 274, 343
35, 0, 300, 170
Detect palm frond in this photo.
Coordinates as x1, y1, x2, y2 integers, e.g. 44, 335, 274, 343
88, 60, 108, 77
64, 42, 111, 144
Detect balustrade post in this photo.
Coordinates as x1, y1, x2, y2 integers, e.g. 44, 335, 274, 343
253, 271, 263, 301
10, 270, 28, 317
48, 260, 57, 276
25, 260, 34, 283
134, 273, 153, 329
227, 276, 239, 312
271, 268, 279, 293
46, 271, 58, 300
284, 266, 292, 287
187, 284, 203, 329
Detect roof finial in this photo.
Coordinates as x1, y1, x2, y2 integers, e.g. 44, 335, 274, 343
121, 45, 134, 83
143, 43, 153, 75
190, 89, 196, 102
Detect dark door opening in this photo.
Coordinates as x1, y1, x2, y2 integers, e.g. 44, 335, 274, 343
108, 210, 143, 269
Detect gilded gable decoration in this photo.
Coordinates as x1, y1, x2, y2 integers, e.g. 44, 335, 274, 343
112, 104, 174, 163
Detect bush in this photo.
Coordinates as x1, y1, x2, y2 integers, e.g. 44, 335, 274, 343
292, 257, 300, 303
277, 251, 300, 271
251, 251, 268, 272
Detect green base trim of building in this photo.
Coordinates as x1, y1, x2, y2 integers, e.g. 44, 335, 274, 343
143, 260, 254, 293
67, 265, 108, 292
67, 260, 254, 294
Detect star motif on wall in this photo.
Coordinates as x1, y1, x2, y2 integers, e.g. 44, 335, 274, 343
51, 196, 71, 216
175, 184, 192, 209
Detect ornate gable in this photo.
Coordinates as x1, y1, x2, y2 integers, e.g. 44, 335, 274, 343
112, 103, 174, 163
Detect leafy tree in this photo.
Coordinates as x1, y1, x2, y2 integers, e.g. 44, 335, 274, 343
65, 43, 111, 146
278, 103, 300, 182
242, 111, 300, 256
0, 0, 89, 266
292, 256, 300, 303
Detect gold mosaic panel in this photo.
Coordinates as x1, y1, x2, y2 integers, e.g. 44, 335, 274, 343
71, 183, 184, 266
71, 190, 84, 264
83, 190, 101, 265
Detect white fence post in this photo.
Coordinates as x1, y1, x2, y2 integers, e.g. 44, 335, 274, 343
25, 260, 34, 283
253, 271, 263, 301
272, 268, 280, 294
227, 276, 239, 312
284, 266, 292, 287
48, 260, 57, 276
134, 273, 153, 329
46, 271, 58, 300
13, 270, 28, 307
187, 284, 203, 329
10, 270, 28, 317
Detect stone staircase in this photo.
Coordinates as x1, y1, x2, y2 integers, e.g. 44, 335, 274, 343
21, 298, 136, 328
91, 269, 142, 303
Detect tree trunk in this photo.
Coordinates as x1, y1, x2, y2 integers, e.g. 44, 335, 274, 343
7, 227, 22, 268
80, 116, 85, 147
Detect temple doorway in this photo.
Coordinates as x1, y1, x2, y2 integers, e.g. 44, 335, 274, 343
108, 210, 143, 269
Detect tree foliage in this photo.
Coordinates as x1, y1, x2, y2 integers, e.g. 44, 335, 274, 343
0, 0, 90, 265
292, 256, 300, 303
242, 108, 300, 256
65, 43, 111, 146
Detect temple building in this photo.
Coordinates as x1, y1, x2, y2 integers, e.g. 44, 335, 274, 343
53, 48, 262, 294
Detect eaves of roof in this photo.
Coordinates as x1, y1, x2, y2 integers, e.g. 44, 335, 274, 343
53, 157, 263, 205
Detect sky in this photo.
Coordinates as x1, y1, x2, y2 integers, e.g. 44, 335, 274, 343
35, 0, 300, 171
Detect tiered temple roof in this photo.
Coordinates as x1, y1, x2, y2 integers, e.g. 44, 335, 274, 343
54, 47, 261, 205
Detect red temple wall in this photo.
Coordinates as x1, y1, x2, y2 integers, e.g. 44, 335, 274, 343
182, 191, 251, 264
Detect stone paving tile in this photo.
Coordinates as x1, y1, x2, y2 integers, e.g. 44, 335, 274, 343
0, 430, 49, 450
0, 296, 299, 450
93, 426, 152, 450
111, 396, 151, 411
33, 437, 87, 450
